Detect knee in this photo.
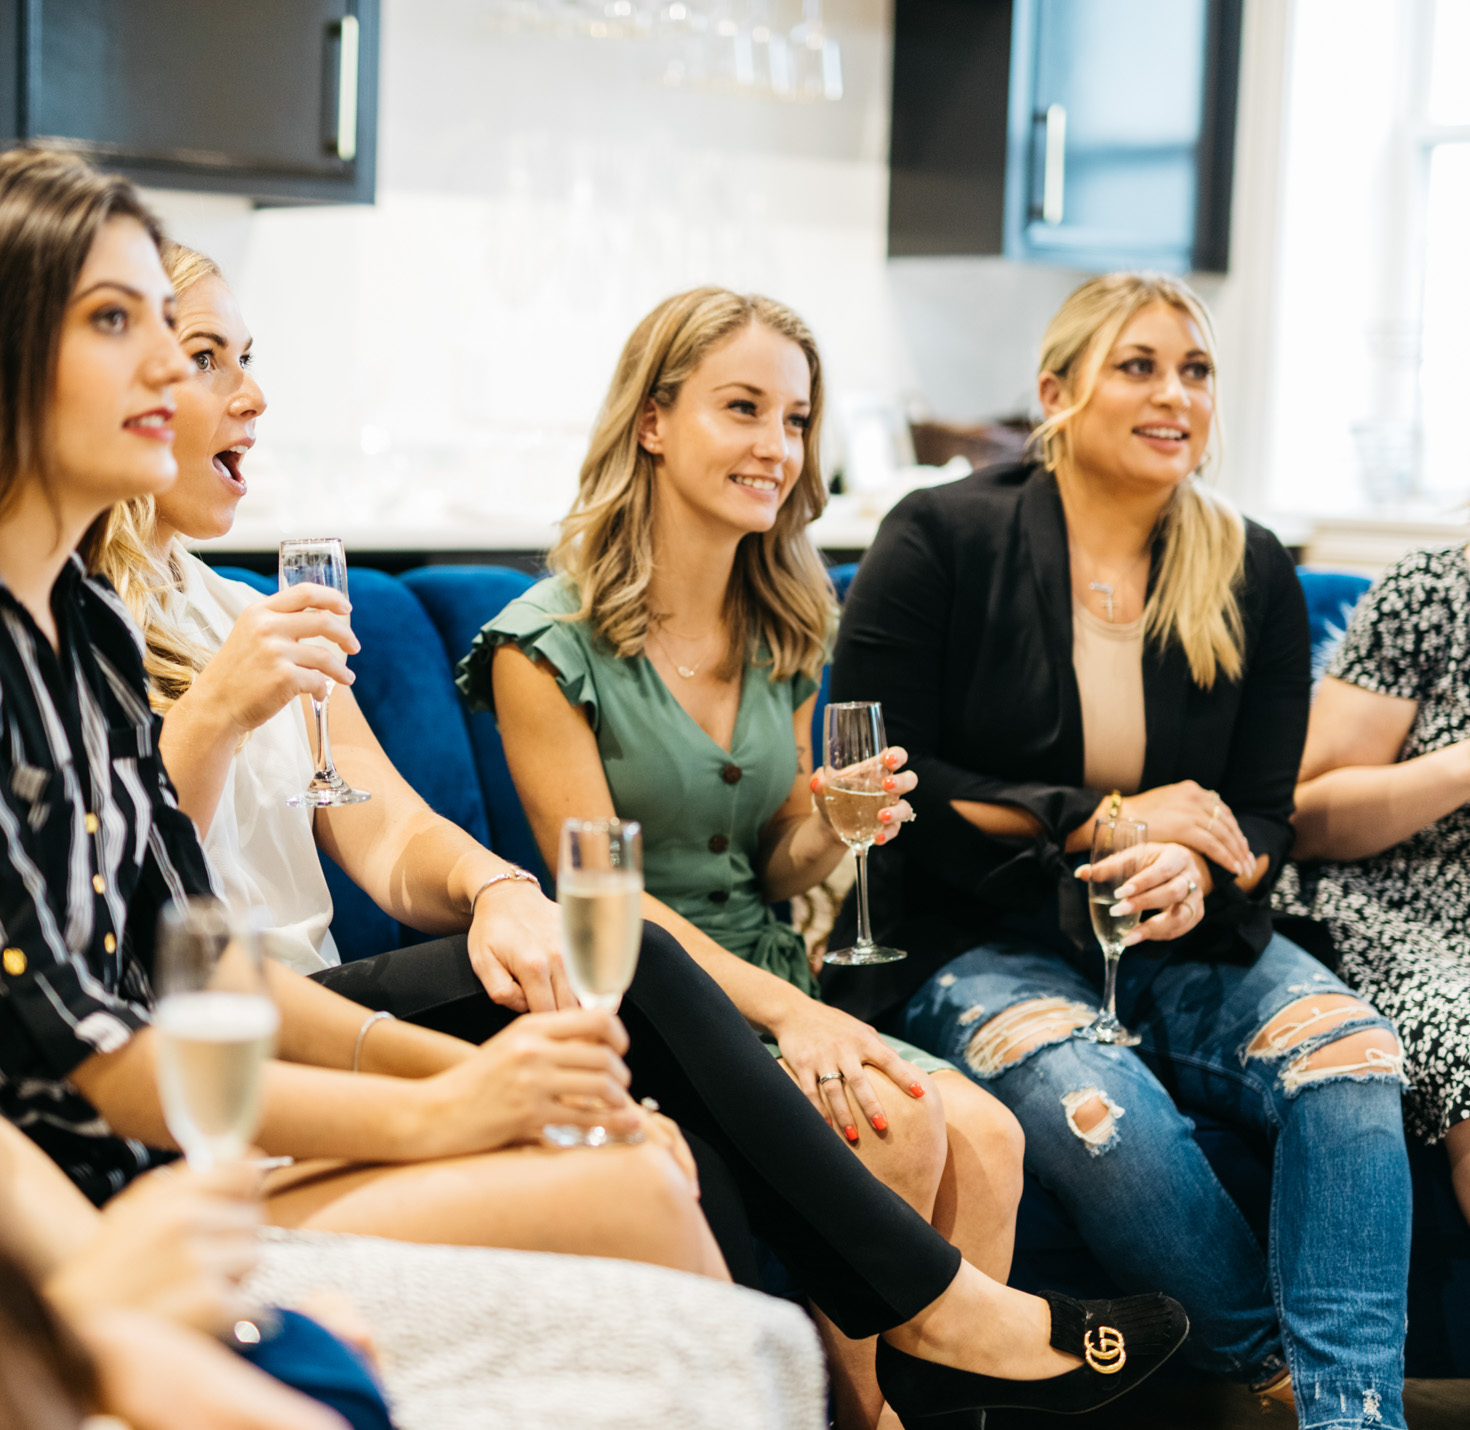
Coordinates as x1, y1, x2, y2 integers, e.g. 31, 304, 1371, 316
1244, 993, 1406, 1095
1283, 1027, 1405, 1094
939, 1075, 1026, 1203
607, 1142, 707, 1267
962, 997, 1096, 1078
871, 1071, 950, 1194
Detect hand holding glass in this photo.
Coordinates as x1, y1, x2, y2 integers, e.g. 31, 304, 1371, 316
278, 537, 369, 808
1075, 818, 1148, 1047
154, 898, 280, 1170
544, 818, 644, 1148
822, 701, 906, 966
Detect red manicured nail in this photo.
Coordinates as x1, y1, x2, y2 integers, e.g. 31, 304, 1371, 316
879, 809, 894, 822
809, 774, 822, 792
872, 1114, 888, 1132
882, 776, 897, 791
876, 831, 888, 844
844, 1125, 859, 1142
909, 1082, 925, 1097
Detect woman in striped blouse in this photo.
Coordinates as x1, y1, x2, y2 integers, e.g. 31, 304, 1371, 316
0, 147, 722, 1275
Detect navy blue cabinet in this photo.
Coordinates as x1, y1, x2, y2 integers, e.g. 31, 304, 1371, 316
0, 0, 379, 205
889, 0, 1242, 273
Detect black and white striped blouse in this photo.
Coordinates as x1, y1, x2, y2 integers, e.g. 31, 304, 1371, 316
0, 554, 215, 1204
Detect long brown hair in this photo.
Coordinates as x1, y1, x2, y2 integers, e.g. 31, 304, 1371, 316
1033, 272, 1246, 688
0, 149, 163, 520
550, 287, 834, 683
86, 243, 224, 711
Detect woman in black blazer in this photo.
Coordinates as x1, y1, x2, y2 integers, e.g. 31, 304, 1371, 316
827, 274, 1413, 1428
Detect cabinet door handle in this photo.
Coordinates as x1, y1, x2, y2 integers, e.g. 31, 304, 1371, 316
324, 14, 360, 162
1041, 102, 1067, 225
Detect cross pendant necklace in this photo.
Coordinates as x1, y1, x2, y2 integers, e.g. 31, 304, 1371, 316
1088, 580, 1118, 622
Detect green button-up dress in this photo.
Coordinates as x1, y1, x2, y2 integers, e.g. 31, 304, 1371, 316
458, 575, 820, 995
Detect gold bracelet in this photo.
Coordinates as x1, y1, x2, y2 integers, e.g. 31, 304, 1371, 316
1107, 789, 1123, 821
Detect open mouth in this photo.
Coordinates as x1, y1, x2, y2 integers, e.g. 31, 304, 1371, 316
212, 445, 249, 492
730, 473, 780, 493
1133, 425, 1188, 445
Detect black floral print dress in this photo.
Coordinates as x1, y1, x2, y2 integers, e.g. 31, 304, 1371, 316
1275, 545, 1470, 1143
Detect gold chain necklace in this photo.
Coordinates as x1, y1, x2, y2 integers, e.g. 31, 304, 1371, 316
652, 625, 721, 680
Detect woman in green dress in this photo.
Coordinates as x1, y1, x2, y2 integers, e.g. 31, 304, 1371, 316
459, 288, 1027, 1430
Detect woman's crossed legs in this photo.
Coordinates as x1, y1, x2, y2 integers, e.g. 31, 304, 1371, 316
903, 928, 1411, 1430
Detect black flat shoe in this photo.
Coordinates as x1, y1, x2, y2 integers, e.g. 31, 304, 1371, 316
875, 1290, 1189, 1423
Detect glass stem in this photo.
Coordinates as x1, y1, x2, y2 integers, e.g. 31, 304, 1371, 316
1100, 948, 1122, 1020
311, 685, 336, 780
853, 846, 874, 948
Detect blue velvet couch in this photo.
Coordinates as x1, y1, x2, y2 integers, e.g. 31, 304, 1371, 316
216, 560, 1467, 1375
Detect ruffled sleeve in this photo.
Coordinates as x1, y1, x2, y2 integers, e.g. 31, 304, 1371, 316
455, 578, 603, 731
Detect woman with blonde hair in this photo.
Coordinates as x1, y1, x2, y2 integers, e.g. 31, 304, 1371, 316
462, 286, 1127, 1429
823, 272, 1414, 1429
92, 252, 1190, 1428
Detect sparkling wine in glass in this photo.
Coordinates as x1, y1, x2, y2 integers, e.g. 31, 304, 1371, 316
278, 538, 369, 808
154, 898, 280, 1169
1075, 817, 1148, 1047
544, 818, 645, 1148
822, 701, 906, 966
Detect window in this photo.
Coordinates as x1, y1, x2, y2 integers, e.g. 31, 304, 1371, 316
1269, 0, 1470, 516
1419, 0, 1470, 499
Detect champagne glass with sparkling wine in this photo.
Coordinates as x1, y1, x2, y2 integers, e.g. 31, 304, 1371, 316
544, 818, 645, 1148
278, 537, 369, 808
1075, 817, 1148, 1047
822, 701, 906, 965
154, 898, 280, 1170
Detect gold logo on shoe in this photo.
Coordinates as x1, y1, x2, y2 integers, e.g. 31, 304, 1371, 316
1083, 1327, 1126, 1374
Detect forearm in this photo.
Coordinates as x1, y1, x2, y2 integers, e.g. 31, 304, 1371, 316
158, 685, 242, 837
265, 960, 472, 1076
758, 813, 848, 903
72, 1026, 443, 1163
1292, 744, 1470, 861
639, 891, 807, 1034
952, 798, 1047, 843
0, 1120, 99, 1279
317, 767, 511, 937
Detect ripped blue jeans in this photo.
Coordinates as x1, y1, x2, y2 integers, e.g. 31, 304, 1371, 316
903, 925, 1411, 1430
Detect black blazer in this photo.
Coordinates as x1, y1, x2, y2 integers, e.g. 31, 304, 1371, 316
821, 461, 1311, 1026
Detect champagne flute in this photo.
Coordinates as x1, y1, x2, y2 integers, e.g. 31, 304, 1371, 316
544, 818, 645, 1148
1075, 817, 1148, 1047
822, 701, 906, 966
153, 898, 280, 1170
278, 537, 370, 808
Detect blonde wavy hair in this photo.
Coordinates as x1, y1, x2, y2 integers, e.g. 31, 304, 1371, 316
83, 242, 224, 711
1032, 272, 1246, 688
550, 287, 834, 683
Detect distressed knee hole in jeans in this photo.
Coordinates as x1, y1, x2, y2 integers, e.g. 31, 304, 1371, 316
1280, 1028, 1406, 1095
1242, 995, 1406, 1094
963, 997, 1096, 1077
1061, 1087, 1125, 1155
1244, 994, 1372, 1062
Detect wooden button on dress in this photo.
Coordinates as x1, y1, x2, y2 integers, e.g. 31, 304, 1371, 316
721, 763, 742, 785
708, 834, 729, 853
708, 890, 730, 904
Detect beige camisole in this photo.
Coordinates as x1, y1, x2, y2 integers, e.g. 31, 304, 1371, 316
1072, 598, 1147, 796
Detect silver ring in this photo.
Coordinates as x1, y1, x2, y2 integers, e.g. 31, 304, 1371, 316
1186, 878, 1198, 896
639, 1097, 660, 1114
816, 1071, 844, 1085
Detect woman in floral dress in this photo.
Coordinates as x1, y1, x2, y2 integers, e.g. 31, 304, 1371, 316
1277, 543, 1470, 1222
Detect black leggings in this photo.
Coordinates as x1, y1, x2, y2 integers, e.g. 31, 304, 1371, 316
313, 924, 961, 1340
